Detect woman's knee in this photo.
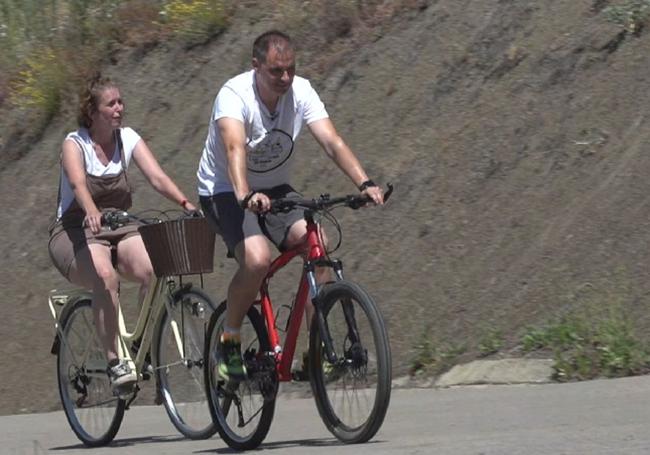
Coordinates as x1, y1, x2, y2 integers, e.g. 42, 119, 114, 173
92, 263, 120, 291
117, 235, 155, 283
133, 263, 155, 285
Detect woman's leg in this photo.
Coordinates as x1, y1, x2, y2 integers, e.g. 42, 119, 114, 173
67, 243, 121, 362
115, 234, 154, 306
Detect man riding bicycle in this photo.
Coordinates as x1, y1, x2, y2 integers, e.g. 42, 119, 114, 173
197, 30, 384, 381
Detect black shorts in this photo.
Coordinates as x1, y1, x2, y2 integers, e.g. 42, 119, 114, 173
200, 184, 305, 257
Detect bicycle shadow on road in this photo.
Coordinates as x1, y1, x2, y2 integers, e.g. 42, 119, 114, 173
49, 434, 185, 451
198, 438, 385, 453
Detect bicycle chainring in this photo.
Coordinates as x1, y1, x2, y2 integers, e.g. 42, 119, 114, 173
244, 350, 277, 401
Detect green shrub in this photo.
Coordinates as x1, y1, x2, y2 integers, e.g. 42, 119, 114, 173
10, 47, 64, 116
478, 328, 504, 357
160, 0, 230, 45
521, 308, 650, 381
603, 0, 650, 34
410, 331, 466, 376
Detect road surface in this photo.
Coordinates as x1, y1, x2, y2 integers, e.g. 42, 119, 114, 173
3, 375, 650, 454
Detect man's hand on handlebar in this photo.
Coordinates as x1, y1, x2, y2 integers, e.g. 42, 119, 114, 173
242, 191, 271, 213
362, 185, 384, 206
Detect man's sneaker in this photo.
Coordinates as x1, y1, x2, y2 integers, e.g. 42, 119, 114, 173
107, 359, 137, 390
292, 350, 335, 382
292, 351, 310, 382
216, 338, 247, 382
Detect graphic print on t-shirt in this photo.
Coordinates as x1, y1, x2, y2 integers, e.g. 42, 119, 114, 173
247, 128, 294, 173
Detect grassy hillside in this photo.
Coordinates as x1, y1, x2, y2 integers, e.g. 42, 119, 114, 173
2, 0, 650, 414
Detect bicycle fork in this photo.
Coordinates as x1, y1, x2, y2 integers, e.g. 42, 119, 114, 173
306, 258, 352, 365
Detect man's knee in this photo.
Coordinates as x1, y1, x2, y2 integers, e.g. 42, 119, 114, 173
236, 236, 271, 275
243, 251, 271, 277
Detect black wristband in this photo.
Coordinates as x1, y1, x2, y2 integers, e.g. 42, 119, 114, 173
239, 190, 257, 209
358, 179, 377, 192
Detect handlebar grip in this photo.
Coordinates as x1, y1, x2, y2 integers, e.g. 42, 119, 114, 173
351, 183, 393, 209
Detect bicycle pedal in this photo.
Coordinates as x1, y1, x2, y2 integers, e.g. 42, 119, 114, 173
113, 382, 137, 400
291, 370, 309, 382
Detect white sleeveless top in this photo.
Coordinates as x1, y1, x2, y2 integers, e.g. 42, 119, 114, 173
56, 127, 141, 219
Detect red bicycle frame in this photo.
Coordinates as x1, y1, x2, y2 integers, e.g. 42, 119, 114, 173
255, 214, 326, 381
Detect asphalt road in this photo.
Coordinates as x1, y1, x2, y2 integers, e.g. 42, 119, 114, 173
4, 375, 650, 454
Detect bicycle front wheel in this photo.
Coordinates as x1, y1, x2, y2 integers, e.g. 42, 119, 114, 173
154, 286, 217, 440
205, 301, 276, 450
57, 298, 125, 447
309, 280, 392, 443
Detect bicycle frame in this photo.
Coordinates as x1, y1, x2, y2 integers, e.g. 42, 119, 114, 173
49, 273, 182, 383
256, 210, 341, 381
116, 275, 167, 377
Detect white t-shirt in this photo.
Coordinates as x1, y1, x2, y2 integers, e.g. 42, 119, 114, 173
196, 70, 329, 195
56, 127, 141, 218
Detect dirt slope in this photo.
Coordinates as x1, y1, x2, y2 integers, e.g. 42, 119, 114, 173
2, 0, 650, 414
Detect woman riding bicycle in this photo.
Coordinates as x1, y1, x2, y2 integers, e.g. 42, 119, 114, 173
48, 72, 197, 392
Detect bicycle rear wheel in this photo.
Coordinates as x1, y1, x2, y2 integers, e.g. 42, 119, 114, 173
309, 280, 391, 443
57, 298, 125, 447
154, 286, 217, 439
205, 301, 276, 450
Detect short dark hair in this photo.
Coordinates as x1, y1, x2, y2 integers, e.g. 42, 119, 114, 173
253, 30, 293, 63
77, 72, 117, 128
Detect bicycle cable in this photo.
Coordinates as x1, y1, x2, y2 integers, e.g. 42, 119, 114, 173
320, 205, 343, 256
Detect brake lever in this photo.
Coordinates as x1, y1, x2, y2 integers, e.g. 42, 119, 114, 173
183, 209, 203, 218
384, 182, 394, 203
101, 211, 129, 230
348, 196, 367, 210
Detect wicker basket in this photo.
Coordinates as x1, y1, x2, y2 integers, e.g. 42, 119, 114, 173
138, 217, 215, 277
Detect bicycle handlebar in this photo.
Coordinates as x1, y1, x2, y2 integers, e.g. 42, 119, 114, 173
100, 209, 203, 231
269, 183, 393, 214
100, 211, 133, 230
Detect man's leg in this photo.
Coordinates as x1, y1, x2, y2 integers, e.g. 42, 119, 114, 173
216, 233, 271, 382
226, 234, 272, 333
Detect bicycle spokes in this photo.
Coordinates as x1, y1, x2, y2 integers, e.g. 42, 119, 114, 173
205, 302, 276, 450
309, 281, 391, 443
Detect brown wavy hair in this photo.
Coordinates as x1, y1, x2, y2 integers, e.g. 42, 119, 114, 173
77, 72, 118, 129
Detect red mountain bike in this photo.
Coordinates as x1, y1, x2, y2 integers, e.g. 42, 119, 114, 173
204, 184, 393, 450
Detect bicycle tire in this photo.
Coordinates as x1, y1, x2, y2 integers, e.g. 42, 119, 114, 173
57, 297, 126, 447
308, 280, 392, 443
153, 286, 217, 440
204, 300, 276, 450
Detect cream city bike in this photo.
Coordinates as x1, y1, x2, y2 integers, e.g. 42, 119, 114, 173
49, 211, 217, 446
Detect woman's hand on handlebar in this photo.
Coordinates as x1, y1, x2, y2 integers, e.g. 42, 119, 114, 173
83, 209, 103, 234
182, 200, 198, 213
